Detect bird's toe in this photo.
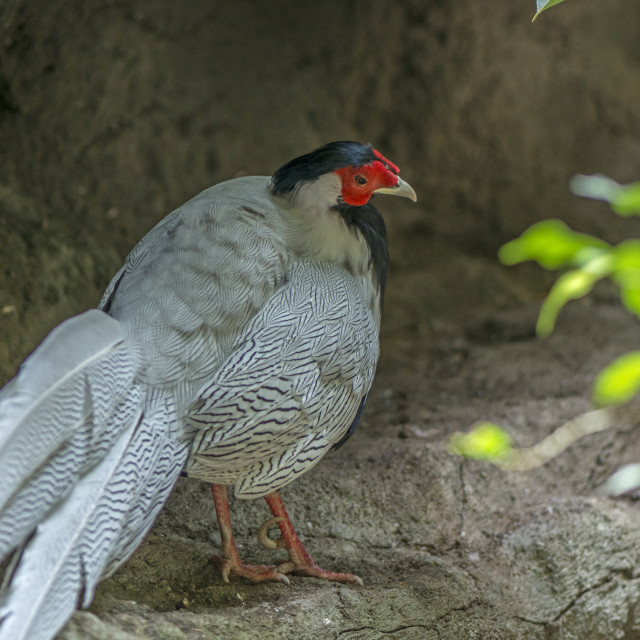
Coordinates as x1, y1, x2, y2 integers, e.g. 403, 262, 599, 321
210, 554, 291, 585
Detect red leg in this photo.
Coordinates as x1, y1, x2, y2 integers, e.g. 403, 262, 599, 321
210, 484, 290, 584
262, 491, 363, 585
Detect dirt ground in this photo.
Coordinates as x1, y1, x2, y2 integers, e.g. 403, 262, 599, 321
3, 1, 640, 638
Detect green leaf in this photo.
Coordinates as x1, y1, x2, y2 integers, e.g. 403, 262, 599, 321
536, 268, 604, 337
612, 240, 640, 318
620, 288, 640, 320
449, 422, 512, 460
570, 174, 622, 203
533, 0, 567, 22
499, 220, 609, 270
612, 239, 640, 270
593, 350, 640, 407
570, 174, 640, 216
612, 183, 640, 216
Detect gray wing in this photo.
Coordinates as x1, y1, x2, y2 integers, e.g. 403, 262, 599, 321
185, 260, 379, 499
100, 176, 289, 407
0, 311, 189, 640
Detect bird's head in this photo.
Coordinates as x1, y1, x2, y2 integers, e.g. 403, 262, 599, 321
268, 141, 416, 210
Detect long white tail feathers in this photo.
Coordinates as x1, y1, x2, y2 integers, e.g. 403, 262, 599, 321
0, 310, 189, 640
0, 421, 138, 640
0, 310, 132, 514
0, 403, 188, 640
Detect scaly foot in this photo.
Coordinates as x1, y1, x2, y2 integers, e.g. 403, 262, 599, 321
210, 484, 290, 584
260, 493, 363, 585
209, 553, 290, 584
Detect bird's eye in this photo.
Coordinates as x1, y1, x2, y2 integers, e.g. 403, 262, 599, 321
354, 175, 368, 186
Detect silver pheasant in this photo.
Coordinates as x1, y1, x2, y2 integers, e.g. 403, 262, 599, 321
0, 141, 416, 640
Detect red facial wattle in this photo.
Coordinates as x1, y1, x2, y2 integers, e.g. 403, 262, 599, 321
334, 159, 400, 207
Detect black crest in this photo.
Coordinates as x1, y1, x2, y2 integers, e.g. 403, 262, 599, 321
269, 141, 378, 198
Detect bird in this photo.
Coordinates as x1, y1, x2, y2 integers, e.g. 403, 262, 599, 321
0, 141, 416, 640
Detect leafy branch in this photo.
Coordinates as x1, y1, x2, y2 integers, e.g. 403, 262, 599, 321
450, 175, 640, 493
450, 0, 640, 495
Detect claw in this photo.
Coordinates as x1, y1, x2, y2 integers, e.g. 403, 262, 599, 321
277, 572, 291, 585
257, 516, 285, 550
210, 553, 291, 585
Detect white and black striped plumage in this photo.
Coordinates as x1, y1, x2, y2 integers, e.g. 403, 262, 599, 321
0, 141, 416, 640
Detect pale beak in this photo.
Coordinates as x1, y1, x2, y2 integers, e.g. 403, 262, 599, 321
374, 177, 417, 202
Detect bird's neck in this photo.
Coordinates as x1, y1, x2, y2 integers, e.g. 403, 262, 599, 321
273, 177, 389, 324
